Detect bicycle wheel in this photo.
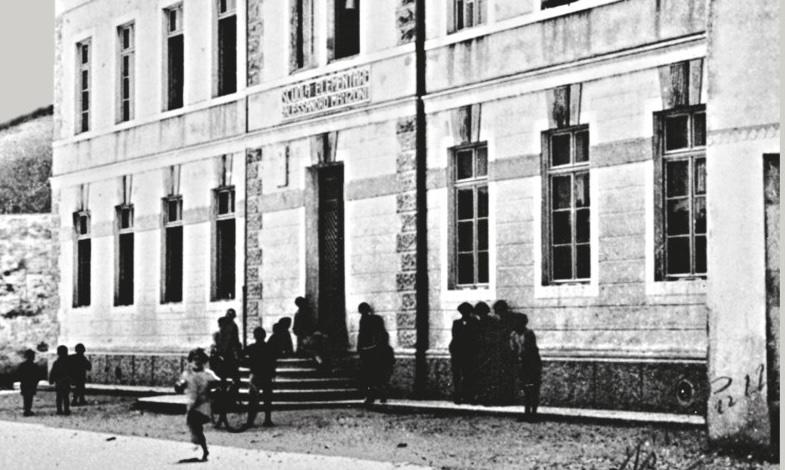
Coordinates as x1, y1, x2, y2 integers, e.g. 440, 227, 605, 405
222, 391, 250, 433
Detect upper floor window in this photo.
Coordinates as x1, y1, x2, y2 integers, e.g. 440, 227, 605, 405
76, 40, 91, 133
452, 143, 489, 287
216, 0, 237, 96
291, 0, 315, 71
543, 126, 590, 284
333, 0, 360, 59
449, 0, 486, 33
656, 106, 706, 280
164, 4, 184, 110
117, 23, 135, 122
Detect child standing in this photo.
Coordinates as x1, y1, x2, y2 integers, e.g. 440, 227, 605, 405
17, 349, 40, 416
175, 348, 219, 462
243, 327, 276, 427
268, 318, 294, 358
69, 343, 92, 406
49, 345, 71, 415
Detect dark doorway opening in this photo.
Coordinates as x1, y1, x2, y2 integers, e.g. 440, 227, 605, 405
763, 153, 779, 458
318, 164, 347, 350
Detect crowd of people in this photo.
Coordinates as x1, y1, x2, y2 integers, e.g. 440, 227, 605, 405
450, 300, 542, 419
16, 342, 93, 416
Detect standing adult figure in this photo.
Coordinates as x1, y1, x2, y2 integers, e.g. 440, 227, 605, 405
493, 300, 523, 405
449, 302, 479, 404
218, 310, 241, 387
509, 313, 543, 420
356, 302, 391, 405
292, 296, 316, 353
474, 301, 504, 405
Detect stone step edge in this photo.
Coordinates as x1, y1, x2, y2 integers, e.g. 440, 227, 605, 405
372, 400, 705, 426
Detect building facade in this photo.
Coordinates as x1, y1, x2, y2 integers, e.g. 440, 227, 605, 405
52, 0, 778, 451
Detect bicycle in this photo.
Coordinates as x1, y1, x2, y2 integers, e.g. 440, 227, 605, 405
209, 376, 256, 433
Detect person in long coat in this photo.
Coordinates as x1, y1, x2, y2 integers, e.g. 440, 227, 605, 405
449, 302, 479, 404
357, 302, 392, 405
493, 300, 524, 405
474, 301, 504, 405
509, 313, 543, 419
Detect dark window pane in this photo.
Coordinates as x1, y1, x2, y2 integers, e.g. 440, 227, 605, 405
81, 92, 89, 111
122, 79, 130, 97
695, 235, 707, 274
215, 219, 235, 300
76, 239, 91, 306
78, 215, 89, 235
164, 226, 183, 302
694, 158, 706, 195
575, 172, 589, 207
117, 233, 134, 306
575, 130, 589, 162
123, 56, 129, 75
552, 211, 572, 244
457, 221, 473, 252
169, 10, 178, 32
477, 186, 488, 218
168, 200, 180, 222
81, 44, 89, 63
665, 115, 689, 151
466, 1, 474, 27
123, 28, 131, 49
217, 16, 237, 96
552, 246, 572, 280
123, 101, 130, 121
167, 35, 184, 110
576, 244, 590, 279
667, 237, 690, 274
455, 0, 464, 29
576, 208, 590, 243
220, 0, 227, 13
457, 150, 473, 180
476, 146, 488, 177
457, 253, 474, 284
81, 70, 89, 89
551, 133, 571, 166
693, 112, 706, 147
457, 189, 473, 220
694, 196, 706, 234
477, 220, 488, 251
666, 160, 689, 197
478, 252, 489, 283
552, 175, 571, 210
667, 198, 690, 235
218, 191, 231, 214
120, 208, 132, 229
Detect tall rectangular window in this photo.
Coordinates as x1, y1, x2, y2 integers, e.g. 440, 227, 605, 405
544, 126, 590, 283
115, 204, 134, 306
657, 106, 706, 279
292, 0, 314, 70
165, 4, 184, 110
454, 0, 478, 30
118, 23, 135, 122
73, 211, 91, 307
213, 155, 235, 300
76, 40, 91, 133
216, 0, 237, 96
162, 196, 183, 303
334, 0, 360, 59
452, 144, 489, 287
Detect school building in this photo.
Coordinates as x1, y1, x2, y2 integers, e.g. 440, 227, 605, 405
51, 0, 779, 452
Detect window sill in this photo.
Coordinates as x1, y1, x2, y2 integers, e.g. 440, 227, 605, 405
534, 281, 598, 299
647, 277, 707, 297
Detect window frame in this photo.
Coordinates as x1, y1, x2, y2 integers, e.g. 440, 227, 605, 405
75, 39, 91, 134
542, 124, 591, 285
453, 0, 480, 31
161, 195, 184, 303
215, 0, 237, 96
115, 204, 135, 306
212, 185, 236, 301
654, 105, 707, 281
450, 142, 490, 289
332, 0, 360, 60
164, 4, 185, 111
72, 210, 91, 307
117, 23, 135, 123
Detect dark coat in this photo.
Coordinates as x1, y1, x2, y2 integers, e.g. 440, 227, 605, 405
510, 328, 542, 386
49, 357, 71, 390
17, 361, 40, 395
268, 326, 294, 358
68, 353, 92, 384
243, 341, 276, 382
293, 306, 316, 338
449, 317, 479, 362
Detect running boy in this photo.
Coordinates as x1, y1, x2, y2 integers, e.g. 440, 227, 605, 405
175, 348, 219, 462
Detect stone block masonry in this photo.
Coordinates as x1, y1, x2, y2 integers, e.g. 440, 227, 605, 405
395, 117, 418, 348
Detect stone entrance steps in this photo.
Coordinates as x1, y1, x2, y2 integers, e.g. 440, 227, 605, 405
136, 356, 364, 412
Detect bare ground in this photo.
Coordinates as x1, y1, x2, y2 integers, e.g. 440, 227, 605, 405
0, 391, 776, 470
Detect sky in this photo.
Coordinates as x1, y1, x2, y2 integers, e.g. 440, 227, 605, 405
0, 1, 55, 124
